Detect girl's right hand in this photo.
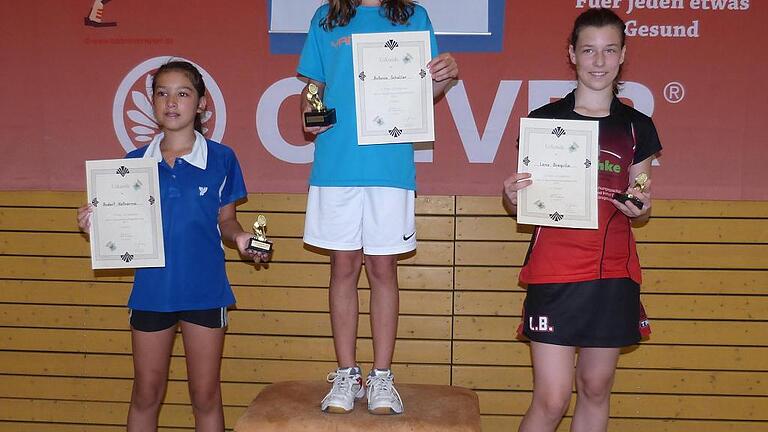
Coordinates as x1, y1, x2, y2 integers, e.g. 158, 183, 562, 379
502, 173, 533, 212
301, 81, 333, 135
233, 231, 272, 264
303, 122, 333, 135
77, 204, 93, 234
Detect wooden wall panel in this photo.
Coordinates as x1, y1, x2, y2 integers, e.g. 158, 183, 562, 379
1, 191, 766, 432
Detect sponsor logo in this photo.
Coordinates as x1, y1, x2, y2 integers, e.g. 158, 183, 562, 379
113, 56, 226, 153
403, 232, 416, 241
199, 186, 208, 196
528, 316, 554, 333
84, 0, 117, 27
598, 159, 622, 174
256, 79, 656, 164
332, 36, 351, 48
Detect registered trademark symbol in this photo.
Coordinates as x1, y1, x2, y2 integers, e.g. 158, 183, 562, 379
664, 82, 685, 104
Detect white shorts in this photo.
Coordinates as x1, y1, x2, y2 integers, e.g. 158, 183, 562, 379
304, 186, 416, 255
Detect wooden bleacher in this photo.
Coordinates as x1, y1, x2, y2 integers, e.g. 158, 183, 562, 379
0, 191, 766, 431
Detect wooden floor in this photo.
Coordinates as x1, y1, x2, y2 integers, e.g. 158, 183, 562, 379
0, 191, 766, 431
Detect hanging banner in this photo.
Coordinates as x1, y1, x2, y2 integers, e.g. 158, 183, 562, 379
0, 0, 764, 200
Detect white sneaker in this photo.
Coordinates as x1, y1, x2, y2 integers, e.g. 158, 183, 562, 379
320, 366, 365, 413
366, 369, 404, 415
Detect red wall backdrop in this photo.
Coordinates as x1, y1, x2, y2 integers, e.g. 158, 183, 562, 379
1, 1, 765, 199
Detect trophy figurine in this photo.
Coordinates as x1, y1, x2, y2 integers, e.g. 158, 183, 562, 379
613, 172, 649, 209
303, 83, 337, 127
247, 214, 273, 253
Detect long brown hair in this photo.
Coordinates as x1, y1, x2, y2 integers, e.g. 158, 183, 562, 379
321, 0, 415, 31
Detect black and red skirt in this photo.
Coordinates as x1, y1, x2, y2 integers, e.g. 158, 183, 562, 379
519, 278, 650, 347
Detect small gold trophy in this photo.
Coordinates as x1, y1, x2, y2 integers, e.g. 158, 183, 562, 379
613, 172, 648, 209
303, 83, 336, 127
247, 214, 273, 253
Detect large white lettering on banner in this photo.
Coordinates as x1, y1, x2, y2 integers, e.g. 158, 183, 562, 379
254, 78, 654, 164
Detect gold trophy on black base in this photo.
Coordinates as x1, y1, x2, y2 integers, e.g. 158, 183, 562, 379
246, 214, 273, 253
303, 83, 336, 127
613, 172, 649, 209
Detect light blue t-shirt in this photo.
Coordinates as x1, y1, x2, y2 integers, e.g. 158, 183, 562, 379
297, 4, 439, 190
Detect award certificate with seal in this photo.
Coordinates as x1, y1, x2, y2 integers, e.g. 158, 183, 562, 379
86, 158, 165, 269
517, 118, 599, 229
352, 30, 434, 145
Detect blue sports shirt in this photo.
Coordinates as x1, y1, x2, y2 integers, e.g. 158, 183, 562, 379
125, 132, 246, 312
297, 4, 439, 190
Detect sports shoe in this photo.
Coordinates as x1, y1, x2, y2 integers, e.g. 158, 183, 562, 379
320, 366, 365, 413
366, 369, 404, 414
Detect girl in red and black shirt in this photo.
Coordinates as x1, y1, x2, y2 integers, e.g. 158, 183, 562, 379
503, 8, 662, 432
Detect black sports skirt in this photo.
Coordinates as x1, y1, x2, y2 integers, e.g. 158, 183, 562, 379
521, 278, 642, 347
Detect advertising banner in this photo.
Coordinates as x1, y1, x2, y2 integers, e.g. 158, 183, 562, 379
1, 0, 764, 199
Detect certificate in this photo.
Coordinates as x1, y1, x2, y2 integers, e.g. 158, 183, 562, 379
86, 158, 165, 269
516, 118, 599, 229
352, 30, 434, 145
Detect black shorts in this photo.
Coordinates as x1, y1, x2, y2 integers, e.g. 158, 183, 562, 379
129, 307, 229, 332
522, 278, 640, 348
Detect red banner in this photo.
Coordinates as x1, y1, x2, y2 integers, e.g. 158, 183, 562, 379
1, 1, 765, 200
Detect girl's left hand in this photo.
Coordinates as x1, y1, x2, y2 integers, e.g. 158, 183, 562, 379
427, 53, 459, 82
233, 231, 272, 264
612, 179, 652, 219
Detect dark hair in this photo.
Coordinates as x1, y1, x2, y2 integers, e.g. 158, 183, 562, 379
321, 0, 415, 31
151, 60, 206, 133
570, 8, 626, 47
569, 8, 626, 94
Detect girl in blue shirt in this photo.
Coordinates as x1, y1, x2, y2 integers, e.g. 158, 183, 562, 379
78, 61, 268, 431
298, 0, 458, 415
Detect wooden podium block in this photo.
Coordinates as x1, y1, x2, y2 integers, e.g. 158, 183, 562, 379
235, 380, 481, 432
